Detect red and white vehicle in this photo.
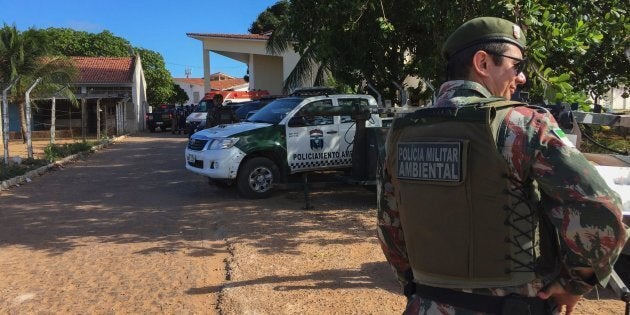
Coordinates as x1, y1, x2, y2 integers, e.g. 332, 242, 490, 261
185, 90, 269, 133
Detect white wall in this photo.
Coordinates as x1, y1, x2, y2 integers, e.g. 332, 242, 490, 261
609, 86, 628, 111
192, 35, 317, 95
252, 54, 283, 94
131, 55, 148, 132
174, 80, 205, 104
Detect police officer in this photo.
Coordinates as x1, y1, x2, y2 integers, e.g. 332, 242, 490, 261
171, 106, 182, 135
206, 94, 237, 127
177, 106, 187, 134
377, 17, 628, 314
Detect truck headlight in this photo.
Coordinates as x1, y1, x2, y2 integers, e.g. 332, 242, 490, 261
208, 137, 239, 150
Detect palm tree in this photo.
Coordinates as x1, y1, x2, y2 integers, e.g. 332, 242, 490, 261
0, 23, 77, 143
264, 6, 331, 94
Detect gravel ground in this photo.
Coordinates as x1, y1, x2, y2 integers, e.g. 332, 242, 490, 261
0, 133, 626, 314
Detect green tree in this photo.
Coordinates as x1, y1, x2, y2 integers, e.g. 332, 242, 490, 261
249, 0, 290, 34
266, 0, 628, 107
517, 1, 629, 106
39, 28, 175, 105
43, 28, 131, 57
135, 48, 173, 104
167, 83, 189, 105
267, 0, 504, 98
0, 24, 76, 142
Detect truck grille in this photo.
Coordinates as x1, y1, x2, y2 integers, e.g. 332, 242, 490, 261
188, 160, 203, 168
188, 139, 208, 151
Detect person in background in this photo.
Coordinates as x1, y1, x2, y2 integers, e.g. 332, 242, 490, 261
171, 106, 180, 135
207, 94, 237, 127
177, 106, 187, 135
377, 16, 628, 315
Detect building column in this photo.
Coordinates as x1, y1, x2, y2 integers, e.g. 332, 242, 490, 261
609, 89, 614, 112
96, 98, 101, 139
248, 53, 255, 90
81, 98, 86, 140
203, 48, 211, 93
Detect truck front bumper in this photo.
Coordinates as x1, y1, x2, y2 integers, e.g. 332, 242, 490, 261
185, 146, 246, 180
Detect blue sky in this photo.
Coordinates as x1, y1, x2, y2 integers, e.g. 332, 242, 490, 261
0, 0, 278, 79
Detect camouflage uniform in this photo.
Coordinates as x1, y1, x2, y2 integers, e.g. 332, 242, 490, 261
377, 80, 629, 314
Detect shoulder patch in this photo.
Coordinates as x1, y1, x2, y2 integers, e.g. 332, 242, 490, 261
397, 142, 462, 182
551, 128, 576, 148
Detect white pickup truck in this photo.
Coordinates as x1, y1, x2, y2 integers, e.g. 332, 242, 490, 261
185, 94, 382, 198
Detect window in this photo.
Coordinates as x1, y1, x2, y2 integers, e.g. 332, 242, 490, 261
300, 99, 334, 126
338, 98, 369, 123
248, 98, 303, 124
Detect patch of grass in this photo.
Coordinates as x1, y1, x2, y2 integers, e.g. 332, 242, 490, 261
1, 140, 100, 182
43, 141, 97, 161
580, 126, 629, 155
0, 158, 50, 181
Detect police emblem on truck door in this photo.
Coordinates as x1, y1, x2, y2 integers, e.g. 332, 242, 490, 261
310, 129, 324, 150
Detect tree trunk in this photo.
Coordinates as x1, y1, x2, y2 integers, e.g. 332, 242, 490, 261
19, 102, 27, 143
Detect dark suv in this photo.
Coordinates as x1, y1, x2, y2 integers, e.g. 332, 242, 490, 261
146, 104, 175, 132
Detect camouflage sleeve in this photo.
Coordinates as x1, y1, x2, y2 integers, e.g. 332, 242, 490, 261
504, 106, 629, 294
376, 158, 412, 289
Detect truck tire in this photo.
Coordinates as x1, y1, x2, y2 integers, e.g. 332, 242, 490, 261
236, 157, 279, 199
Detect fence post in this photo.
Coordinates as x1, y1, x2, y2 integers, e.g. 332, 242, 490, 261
50, 97, 56, 144
25, 77, 42, 159
2, 76, 20, 165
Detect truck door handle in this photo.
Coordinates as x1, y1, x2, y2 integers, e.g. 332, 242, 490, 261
326, 131, 338, 134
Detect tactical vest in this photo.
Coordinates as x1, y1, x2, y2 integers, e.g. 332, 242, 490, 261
386, 100, 542, 289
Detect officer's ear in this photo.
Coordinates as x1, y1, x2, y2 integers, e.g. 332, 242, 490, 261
471, 50, 492, 78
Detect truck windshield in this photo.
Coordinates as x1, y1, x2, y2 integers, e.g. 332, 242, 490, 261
246, 98, 302, 124
194, 100, 213, 112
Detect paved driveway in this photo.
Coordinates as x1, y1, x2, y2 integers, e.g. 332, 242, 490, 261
1, 132, 625, 314
0, 132, 228, 313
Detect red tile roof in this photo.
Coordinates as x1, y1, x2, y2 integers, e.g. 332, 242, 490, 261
211, 78, 248, 90
186, 33, 270, 41
175, 78, 205, 86
72, 57, 134, 84
173, 77, 247, 90
208, 72, 236, 80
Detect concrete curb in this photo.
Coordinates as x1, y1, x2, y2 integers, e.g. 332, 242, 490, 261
0, 135, 128, 191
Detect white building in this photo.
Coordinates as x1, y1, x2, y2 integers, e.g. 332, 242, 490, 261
607, 86, 628, 112
1, 56, 148, 141
173, 73, 248, 105
186, 33, 315, 95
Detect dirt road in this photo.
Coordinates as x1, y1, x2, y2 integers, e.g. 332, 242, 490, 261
0, 133, 228, 313
0, 132, 625, 314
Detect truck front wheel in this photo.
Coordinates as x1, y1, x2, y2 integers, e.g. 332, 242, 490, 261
236, 157, 279, 199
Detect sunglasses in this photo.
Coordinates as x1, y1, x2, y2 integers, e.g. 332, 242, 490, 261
485, 51, 527, 75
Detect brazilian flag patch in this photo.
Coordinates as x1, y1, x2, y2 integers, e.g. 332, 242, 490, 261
551, 128, 575, 148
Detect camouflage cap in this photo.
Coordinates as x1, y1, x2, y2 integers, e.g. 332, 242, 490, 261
442, 17, 526, 59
